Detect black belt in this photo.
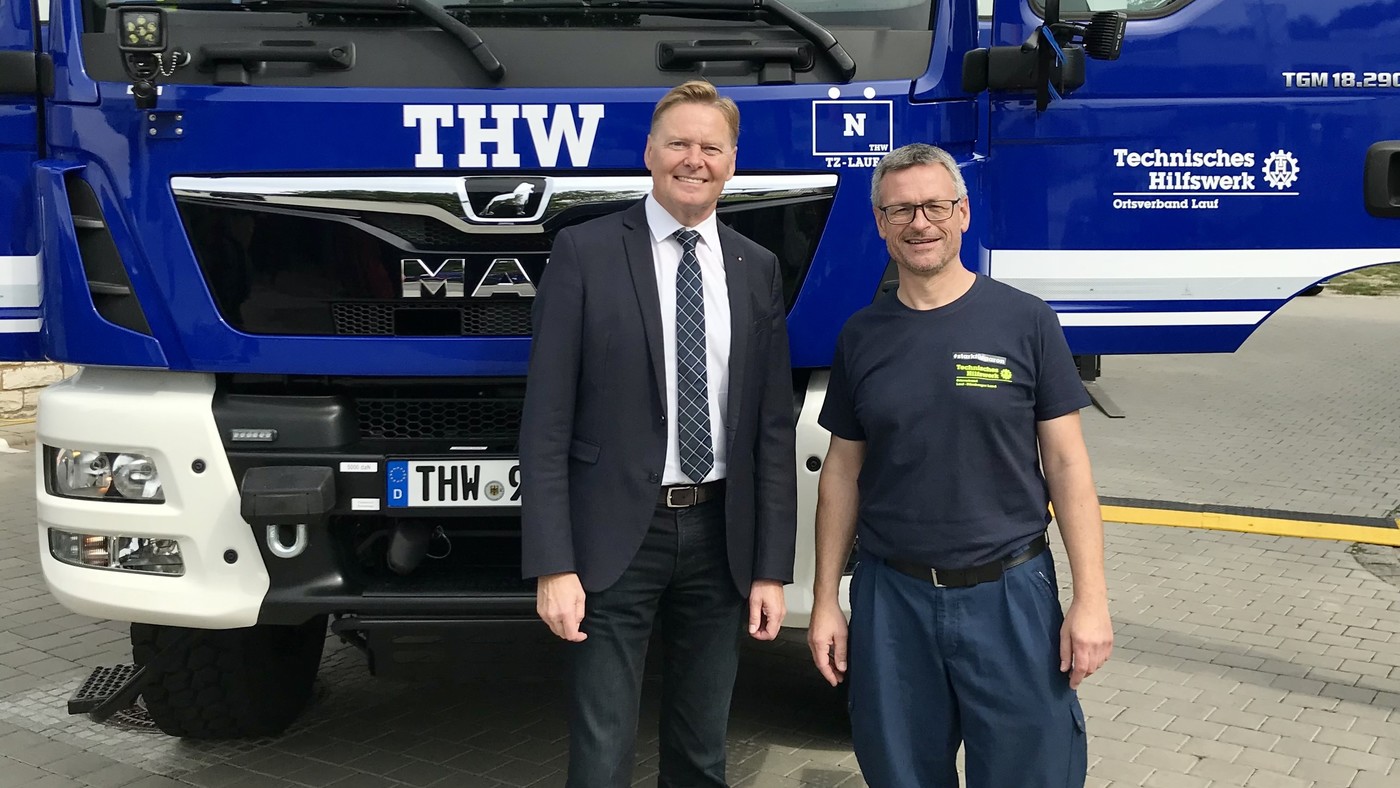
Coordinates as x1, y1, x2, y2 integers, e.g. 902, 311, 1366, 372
657, 479, 725, 509
887, 534, 1048, 589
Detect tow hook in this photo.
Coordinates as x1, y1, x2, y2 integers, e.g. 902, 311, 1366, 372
265, 524, 309, 559
239, 466, 335, 560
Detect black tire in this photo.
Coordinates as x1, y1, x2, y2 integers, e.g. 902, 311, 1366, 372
1301, 284, 1325, 296
132, 617, 326, 739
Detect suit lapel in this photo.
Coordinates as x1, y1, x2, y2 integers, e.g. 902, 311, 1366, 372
622, 202, 668, 410
720, 224, 751, 441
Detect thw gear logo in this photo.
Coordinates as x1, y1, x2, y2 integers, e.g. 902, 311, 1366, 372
1262, 150, 1300, 190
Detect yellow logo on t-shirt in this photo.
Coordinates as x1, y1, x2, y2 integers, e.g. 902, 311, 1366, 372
952, 351, 1012, 389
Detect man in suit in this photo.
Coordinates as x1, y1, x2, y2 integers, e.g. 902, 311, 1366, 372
520, 80, 797, 787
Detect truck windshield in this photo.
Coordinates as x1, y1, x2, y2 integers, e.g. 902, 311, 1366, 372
87, 0, 934, 86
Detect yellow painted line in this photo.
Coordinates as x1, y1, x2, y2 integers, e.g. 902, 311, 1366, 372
1102, 505, 1400, 547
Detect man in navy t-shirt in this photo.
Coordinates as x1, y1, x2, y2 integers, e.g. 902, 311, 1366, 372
807, 143, 1113, 788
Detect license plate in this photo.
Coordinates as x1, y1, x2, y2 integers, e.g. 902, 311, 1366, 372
386, 459, 521, 508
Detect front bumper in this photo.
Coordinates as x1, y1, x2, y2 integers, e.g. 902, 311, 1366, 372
35, 367, 536, 629
37, 368, 270, 628
36, 367, 848, 630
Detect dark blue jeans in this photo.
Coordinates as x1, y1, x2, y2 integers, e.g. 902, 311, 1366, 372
566, 498, 743, 788
848, 548, 1087, 788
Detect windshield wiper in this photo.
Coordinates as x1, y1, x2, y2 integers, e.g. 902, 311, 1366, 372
394, 0, 505, 80
129, 0, 507, 80
448, 0, 854, 81
720, 0, 855, 81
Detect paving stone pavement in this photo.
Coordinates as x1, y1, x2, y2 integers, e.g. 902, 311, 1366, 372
1082, 294, 1400, 521
1, 293, 1399, 787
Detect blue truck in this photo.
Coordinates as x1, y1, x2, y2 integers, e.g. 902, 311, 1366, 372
2, 0, 1397, 737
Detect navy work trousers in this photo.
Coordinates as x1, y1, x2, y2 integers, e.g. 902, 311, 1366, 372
848, 547, 1087, 788
566, 498, 744, 788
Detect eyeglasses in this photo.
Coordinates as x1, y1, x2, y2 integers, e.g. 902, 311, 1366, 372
877, 198, 962, 225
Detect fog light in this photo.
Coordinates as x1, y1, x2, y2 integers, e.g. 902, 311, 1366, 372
48, 529, 183, 575
48, 530, 84, 565
114, 537, 183, 574
48, 447, 164, 503
81, 535, 111, 566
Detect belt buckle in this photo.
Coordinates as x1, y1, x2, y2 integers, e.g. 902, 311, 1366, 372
930, 568, 946, 588
665, 486, 692, 508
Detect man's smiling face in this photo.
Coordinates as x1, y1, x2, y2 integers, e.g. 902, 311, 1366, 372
644, 102, 737, 227
874, 163, 971, 279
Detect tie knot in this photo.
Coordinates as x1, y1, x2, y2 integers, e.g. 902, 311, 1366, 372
674, 228, 700, 252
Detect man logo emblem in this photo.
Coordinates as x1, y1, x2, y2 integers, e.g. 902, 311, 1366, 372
460, 176, 551, 223
401, 258, 465, 298
483, 183, 535, 216
473, 258, 537, 298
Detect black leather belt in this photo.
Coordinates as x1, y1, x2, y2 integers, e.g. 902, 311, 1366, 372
658, 479, 725, 509
887, 533, 1048, 588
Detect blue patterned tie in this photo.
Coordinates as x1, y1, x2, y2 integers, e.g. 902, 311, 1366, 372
674, 229, 714, 483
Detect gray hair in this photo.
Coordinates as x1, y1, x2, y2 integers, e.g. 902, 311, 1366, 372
869, 143, 968, 207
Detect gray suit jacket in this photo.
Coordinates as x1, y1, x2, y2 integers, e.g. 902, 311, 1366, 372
519, 200, 797, 594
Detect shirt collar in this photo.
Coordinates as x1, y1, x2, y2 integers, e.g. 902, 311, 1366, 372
645, 194, 722, 255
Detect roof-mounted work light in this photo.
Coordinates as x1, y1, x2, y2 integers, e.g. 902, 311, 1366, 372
117, 7, 169, 110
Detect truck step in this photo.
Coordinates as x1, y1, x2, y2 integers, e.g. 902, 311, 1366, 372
67, 664, 140, 715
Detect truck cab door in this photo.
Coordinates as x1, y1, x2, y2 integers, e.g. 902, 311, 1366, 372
983, 0, 1400, 355
0, 0, 44, 361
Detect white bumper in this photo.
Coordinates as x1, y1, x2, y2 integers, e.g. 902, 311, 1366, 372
36, 368, 269, 628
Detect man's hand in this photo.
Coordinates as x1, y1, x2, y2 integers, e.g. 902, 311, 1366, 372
748, 580, 786, 640
1060, 597, 1112, 689
537, 572, 588, 642
806, 598, 849, 686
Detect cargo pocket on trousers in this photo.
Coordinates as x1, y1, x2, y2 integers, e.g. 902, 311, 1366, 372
1067, 698, 1088, 786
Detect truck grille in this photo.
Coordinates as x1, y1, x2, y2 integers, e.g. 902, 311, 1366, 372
331, 301, 533, 337
174, 174, 836, 338
357, 398, 524, 441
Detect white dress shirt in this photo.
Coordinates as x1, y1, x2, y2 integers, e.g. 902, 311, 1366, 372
644, 195, 731, 485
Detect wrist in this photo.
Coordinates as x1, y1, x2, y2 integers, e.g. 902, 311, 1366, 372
1071, 589, 1108, 607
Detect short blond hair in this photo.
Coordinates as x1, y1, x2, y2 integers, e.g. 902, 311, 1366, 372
650, 80, 740, 146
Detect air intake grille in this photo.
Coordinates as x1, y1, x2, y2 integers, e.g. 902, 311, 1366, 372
358, 398, 524, 440
331, 301, 533, 336
368, 215, 468, 248
66, 174, 152, 336
176, 174, 836, 336
361, 214, 551, 253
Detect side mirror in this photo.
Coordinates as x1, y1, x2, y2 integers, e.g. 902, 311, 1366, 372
962, 44, 1086, 97
962, 10, 1124, 110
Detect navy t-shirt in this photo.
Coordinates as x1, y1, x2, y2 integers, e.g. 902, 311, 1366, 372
818, 276, 1090, 569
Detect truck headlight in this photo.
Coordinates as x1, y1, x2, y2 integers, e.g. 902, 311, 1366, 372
112, 454, 162, 499
48, 530, 184, 575
48, 447, 165, 503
